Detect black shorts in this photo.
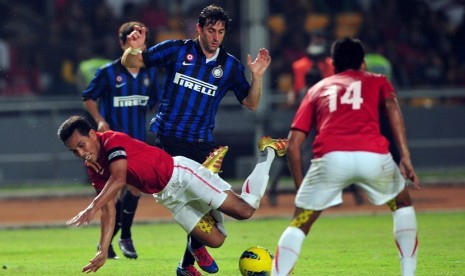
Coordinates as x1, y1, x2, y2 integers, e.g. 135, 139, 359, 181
155, 135, 216, 163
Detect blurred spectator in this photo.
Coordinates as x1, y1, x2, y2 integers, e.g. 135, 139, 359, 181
3, 46, 42, 96
269, 31, 307, 100
364, 53, 393, 81
287, 30, 334, 107
75, 52, 111, 93
138, 1, 168, 31
105, 0, 146, 19
0, 0, 463, 98
2, 2, 44, 96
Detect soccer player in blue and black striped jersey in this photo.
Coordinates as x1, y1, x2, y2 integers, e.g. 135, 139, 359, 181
82, 21, 162, 261
122, 5, 272, 276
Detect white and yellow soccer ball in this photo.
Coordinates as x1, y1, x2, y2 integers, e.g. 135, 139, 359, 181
239, 246, 274, 276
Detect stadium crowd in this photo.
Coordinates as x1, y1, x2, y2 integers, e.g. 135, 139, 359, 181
0, 0, 464, 97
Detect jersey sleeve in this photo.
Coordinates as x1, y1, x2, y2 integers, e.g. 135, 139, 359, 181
291, 92, 314, 135
378, 76, 396, 101
142, 39, 182, 68
232, 62, 251, 104
147, 68, 162, 109
81, 67, 108, 101
103, 135, 128, 164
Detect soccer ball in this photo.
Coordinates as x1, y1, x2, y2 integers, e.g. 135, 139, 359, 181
239, 246, 274, 276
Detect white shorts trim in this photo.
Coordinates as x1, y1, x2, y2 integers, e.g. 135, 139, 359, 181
295, 151, 405, 210
153, 156, 231, 233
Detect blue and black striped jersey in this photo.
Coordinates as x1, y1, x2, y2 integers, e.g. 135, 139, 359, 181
142, 39, 251, 142
82, 58, 161, 142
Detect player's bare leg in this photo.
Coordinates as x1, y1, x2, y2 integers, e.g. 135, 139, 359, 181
190, 213, 227, 248
177, 147, 229, 275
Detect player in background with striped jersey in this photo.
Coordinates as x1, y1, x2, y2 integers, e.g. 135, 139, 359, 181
82, 21, 161, 260
122, 5, 271, 275
271, 38, 420, 276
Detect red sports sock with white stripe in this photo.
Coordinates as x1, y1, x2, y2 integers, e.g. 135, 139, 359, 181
393, 206, 418, 276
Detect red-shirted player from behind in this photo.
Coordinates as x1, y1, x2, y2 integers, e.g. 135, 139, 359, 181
271, 38, 419, 276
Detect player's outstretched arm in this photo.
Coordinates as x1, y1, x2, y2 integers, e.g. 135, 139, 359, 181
242, 48, 272, 110
66, 159, 127, 227
81, 200, 116, 273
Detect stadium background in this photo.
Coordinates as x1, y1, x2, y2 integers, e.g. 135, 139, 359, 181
0, 0, 464, 186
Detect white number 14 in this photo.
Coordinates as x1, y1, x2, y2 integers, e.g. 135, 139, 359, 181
323, 81, 364, 112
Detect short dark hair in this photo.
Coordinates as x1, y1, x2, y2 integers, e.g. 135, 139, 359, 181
119, 21, 147, 45
331, 37, 365, 73
198, 5, 231, 29
57, 115, 93, 143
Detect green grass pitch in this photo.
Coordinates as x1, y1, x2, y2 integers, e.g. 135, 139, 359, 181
0, 212, 464, 275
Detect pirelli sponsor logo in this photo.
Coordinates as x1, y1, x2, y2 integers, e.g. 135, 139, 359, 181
107, 148, 127, 162
173, 72, 217, 96
113, 95, 149, 107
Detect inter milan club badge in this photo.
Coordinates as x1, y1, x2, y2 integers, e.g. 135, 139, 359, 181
186, 53, 194, 62
144, 76, 150, 87
212, 66, 223, 78
116, 75, 123, 83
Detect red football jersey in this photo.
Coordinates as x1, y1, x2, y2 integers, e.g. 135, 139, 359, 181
87, 131, 174, 194
292, 70, 394, 158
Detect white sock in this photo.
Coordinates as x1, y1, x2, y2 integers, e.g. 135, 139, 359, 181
272, 227, 306, 276
240, 148, 275, 208
393, 206, 418, 276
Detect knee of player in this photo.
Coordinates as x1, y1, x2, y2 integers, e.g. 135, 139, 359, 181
127, 186, 141, 197
227, 207, 254, 220
219, 196, 255, 220
206, 234, 226, 248
234, 204, 255, 220
212, 238, 225, 248
388, 190, 413, 211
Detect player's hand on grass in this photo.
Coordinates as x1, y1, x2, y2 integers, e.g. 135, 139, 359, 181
82, 251, 107, 273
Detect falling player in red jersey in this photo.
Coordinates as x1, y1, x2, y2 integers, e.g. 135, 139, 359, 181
57, 115, 287, 273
